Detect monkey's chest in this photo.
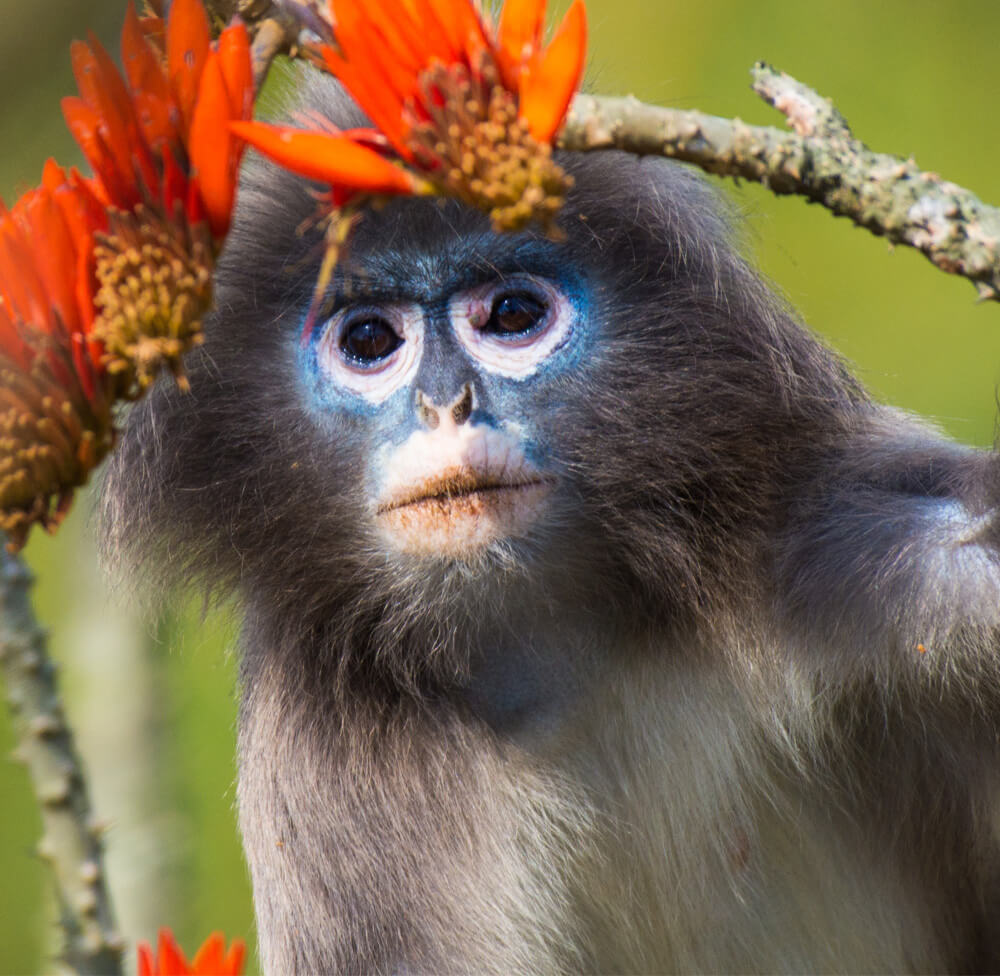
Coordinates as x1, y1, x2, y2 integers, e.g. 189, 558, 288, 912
516, 659, 953, 973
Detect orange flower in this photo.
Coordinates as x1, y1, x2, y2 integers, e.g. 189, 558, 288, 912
137, 929, 245, 976
0, 0, 255, 549
233, 0, 587, 232
0, 164, 117, 550
63, 0, 253, 387
65, 0, 251, 241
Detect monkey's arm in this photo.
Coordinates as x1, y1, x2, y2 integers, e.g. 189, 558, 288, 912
766, 413, 1000, 969
773, 410, 1000, 687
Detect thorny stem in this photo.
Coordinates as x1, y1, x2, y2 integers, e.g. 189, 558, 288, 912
561, 64, 1000, 302
0, 545, 122, 975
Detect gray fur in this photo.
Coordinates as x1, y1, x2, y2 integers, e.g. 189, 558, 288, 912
102, 74, 1000, 973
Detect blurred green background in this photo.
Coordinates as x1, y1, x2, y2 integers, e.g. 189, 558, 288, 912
3, 1, 1000, 973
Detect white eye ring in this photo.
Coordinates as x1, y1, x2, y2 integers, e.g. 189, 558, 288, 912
449, 277, 575, 379
315, 303, 424, 404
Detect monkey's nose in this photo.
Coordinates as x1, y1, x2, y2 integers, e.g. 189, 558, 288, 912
415, 384, 474, 431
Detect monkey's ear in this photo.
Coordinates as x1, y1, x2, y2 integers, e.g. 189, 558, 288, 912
773, 420, 1000, 667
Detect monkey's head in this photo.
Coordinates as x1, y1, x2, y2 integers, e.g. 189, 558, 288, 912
103, 76, 861, 674
296, 201, 593, 564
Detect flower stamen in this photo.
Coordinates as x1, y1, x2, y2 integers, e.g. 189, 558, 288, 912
232, 0, 587, 240
406, 55, 572, 233
94, 208, 214, 391
0, 337, 114, 549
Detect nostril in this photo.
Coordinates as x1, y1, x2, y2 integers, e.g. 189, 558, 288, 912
415, 390, 440, 430
452, 384, 473, 426
416, 386, 475, 430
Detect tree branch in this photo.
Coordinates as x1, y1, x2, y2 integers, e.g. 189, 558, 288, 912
203, 0, 1000, 302
1, 546, 122, 975
560, 64, 1000, 301
203, 0, 332, 90
249, 16, 292, 90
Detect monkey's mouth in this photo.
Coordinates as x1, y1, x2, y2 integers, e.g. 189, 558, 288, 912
375, 468, 553, 556
377, 470, 550, 514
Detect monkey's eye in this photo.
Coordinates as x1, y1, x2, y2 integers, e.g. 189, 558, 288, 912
484, 293, 549, 337
450, 277, 575, 379
341, 317, 403, 364
314, 303, 424, 404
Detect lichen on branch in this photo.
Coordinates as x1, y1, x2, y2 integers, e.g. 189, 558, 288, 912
559, 63, 1000, 302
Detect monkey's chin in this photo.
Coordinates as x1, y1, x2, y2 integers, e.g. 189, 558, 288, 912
375, 475, 553, 558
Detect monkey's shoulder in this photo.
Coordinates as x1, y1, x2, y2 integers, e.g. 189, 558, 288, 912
772, 414, 1000, 668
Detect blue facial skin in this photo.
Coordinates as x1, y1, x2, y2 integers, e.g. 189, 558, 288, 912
294, 236, 596, 727
296, 235, 595, 480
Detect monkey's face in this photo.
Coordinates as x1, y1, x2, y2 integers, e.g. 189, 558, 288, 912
106, 109, 792, 629
298, 243, 593, 561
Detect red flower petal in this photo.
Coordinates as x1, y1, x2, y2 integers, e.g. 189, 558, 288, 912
419, 0, 465, 61
69, 42, 144, 203
44, 162, 106, 344
61, 96, 140, 210
135, 930, 245, 976
122, 2, 172, 105
421, 0, 489, 67
496, 0, 546, 87
189, 51, 237, 237
321, 46, 410, 149
0, 212, 47, 335
406, 0, 461, 64
220, 940, 246, 976
518, 0, 587, 143
86, 32, 161, 200
70, 38, 131, 159
132, 90, 179, 151
137, 943, 155, 976
216, 21, 254, 122
156, 928, 189, 976
24, 191, 81, 335
166, 0, 211, 133
161, 148, 188, 221
232, 122, 418, 194
189, 933, 224, 973
346, 19, 423, 113
337, 0, 425, 75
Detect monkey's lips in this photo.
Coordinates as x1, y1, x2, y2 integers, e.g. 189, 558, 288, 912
375, 468, 553, 557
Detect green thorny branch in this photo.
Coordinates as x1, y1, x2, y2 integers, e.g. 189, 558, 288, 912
0, 546, 123, 975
